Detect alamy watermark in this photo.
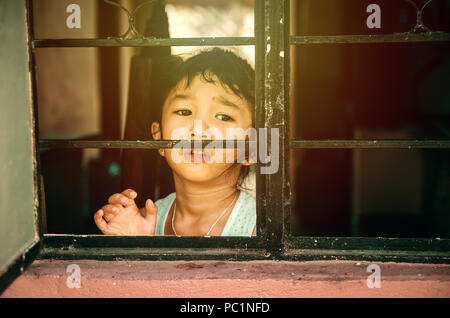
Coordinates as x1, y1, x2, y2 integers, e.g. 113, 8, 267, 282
66, 264, 81, 288
169, 120, 279, 175
366, 4, 381, 29
366, 264, 381, 288
66, 4, 81, 29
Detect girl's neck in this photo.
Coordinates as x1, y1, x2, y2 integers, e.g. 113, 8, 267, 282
172, 173, 239, 221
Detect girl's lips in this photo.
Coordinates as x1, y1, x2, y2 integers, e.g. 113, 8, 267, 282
183, 149, 211, 163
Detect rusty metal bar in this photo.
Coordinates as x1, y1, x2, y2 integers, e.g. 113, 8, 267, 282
263, 0, 289, 256
33, 37, 255, 48
38, 139, 253, 151
33, 32, 450, 49
290, 140, 450, 149
39, 139, 450, 150
254, 0, 266, 243
290, 32, 450, 45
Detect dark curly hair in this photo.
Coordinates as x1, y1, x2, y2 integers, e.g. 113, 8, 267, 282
157, 48, 254, 118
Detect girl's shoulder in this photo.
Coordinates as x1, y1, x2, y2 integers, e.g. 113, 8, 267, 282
154, 192, 176, 235
154, 192, 176, 210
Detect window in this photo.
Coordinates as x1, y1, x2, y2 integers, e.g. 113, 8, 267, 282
1, 0, 450, 294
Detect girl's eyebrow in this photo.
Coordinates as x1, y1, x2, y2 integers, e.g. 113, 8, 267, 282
215, 96, 240, 109
170, 94, 192, 102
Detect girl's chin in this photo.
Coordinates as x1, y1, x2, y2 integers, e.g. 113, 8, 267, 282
170, 163, 238, 183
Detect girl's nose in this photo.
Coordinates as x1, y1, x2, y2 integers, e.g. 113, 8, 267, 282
190, 119, 209, 140
190, 132, 208, 139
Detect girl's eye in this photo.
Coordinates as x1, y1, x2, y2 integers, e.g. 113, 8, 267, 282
175, 109, 192, 116
216, 114, 234, 122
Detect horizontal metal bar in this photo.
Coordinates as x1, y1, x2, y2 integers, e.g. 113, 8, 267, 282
283, 249, 450, 264
38, 139, 252, 150
34, 33, 450, 48
285, 236, 450, 252
37, 246, 450, 263
33, 37, 255, 48
38, 235, 450, 263
290, 140, 450, 149
284, 236, 450, 264
40, 234, 266, 261
290, 32, 450, 44
37, 247, 268, 261
42, 234, 260, 249
39, 139, 450, 150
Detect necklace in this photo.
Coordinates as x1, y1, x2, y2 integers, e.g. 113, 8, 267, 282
171, 191, 239, 237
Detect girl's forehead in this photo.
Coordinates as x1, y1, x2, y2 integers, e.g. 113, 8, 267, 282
173, 74, 228, 93
167, 74, 243, 103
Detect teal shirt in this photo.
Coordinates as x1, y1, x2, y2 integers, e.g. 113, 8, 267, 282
154, 191, 256, 237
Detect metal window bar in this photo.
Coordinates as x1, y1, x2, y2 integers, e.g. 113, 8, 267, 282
39, 140, 252, 149
290, 32, 450, 45
290, 140, 450, 149
39, 139, 450, 150
29, 0, 450, 262
33, 37, 255, 48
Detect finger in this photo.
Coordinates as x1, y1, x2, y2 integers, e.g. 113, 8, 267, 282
108, 193, 136, 208
102, 212, 115, 223
94, 210, 116, 235
122, 189, 138, 199
102, 204, 121, 215
108, 193, 127, 205
101, 204, 121, 222
144, 199, 158, 222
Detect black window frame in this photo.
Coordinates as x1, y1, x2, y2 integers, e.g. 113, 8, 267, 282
29, 0, 450, 264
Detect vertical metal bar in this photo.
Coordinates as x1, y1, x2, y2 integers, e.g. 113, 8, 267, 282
254, 0, 266, 244
283, 1, 292, 238
263, 0, 289, 256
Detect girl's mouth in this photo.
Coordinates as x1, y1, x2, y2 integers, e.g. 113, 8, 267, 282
183, 149, 211, 163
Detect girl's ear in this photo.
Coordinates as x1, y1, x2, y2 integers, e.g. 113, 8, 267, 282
151, 122, 161, 140
151, 122, 165, 157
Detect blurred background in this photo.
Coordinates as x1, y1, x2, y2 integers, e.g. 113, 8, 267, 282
32, 0, 450, 238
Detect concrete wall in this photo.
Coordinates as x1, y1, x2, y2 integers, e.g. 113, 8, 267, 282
33, 0, 101, 140
2, 259, 450, 298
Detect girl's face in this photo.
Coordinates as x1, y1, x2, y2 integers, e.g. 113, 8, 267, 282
151, 74, 253, 184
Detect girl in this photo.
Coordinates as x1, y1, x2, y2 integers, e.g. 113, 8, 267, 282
94, 48, 256, 237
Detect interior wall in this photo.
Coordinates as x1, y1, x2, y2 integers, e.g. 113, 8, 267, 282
290, 0, 351, 236
33, 0, 101, 140
352, 128, 424, 236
